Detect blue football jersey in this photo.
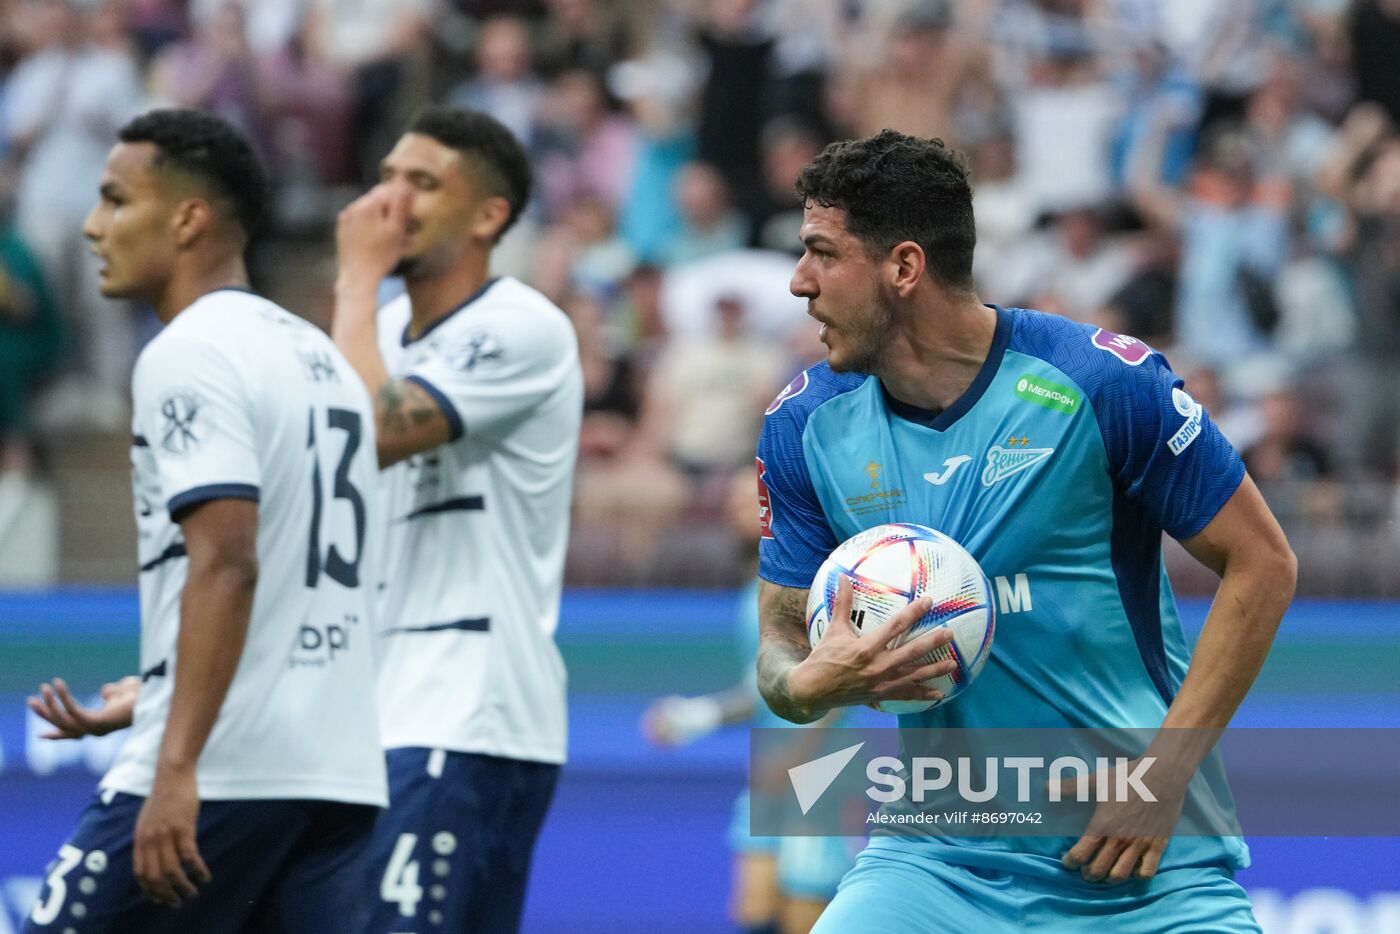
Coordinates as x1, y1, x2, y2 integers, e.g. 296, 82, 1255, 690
756, 306, 1249, 871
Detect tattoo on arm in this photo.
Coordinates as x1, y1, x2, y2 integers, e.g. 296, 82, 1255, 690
757, 583, 820, 723
375, 379, 443, 437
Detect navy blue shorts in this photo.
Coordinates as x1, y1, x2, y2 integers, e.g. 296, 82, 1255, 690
360, 749, 559, 934
24, 791, 378, 934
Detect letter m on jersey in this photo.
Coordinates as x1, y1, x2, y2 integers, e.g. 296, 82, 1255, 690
994, 574, 1033, 614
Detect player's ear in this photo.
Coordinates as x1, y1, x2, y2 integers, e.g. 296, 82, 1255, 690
470, 195, 511, 242
171, 197, 213, 249
888, 240, 925, 297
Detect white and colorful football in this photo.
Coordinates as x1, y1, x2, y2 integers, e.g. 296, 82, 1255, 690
806, 522, 995, 714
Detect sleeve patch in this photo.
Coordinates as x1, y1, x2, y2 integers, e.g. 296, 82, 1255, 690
447, 331, 504, 372
756, 457, 774, 540
765, 370, 810, 415
1091, 328, 1152, 365
156, 389, 206, 457
1168, 389, 1204, 456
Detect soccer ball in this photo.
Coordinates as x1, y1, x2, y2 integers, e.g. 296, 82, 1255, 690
806, 523, 995, 714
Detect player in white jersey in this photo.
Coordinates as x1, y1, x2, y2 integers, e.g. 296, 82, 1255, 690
24, 109, 387, 934
330, 107, 581, 933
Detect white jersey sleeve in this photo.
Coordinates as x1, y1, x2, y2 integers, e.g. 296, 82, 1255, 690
403, 306, 577, 441
131, 331, 260, 518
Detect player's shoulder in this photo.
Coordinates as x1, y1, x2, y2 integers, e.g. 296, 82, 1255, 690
173, 287, 308, 339
471, 276, 574, 343
137, 289, 282, 369
430, 276, 576, 369
761, 361, 869, 438
1006, 306, 1170, 400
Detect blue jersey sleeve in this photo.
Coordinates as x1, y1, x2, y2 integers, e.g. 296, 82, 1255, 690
756, 367, 852, 589
1096, 349, 1245, 539
1009, 313, 1244, 540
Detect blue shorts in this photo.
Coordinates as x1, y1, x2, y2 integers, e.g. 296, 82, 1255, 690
360, 748, 559, 934
23, 791, 378, 934
811, 842, 1261, 933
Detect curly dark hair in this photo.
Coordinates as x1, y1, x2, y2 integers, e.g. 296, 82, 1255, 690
118, 109, 267, 241
795, 129, 976, 291
407, 106, 533, 242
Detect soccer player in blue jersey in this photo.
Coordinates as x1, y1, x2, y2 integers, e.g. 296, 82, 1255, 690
754, 129, 1297, 932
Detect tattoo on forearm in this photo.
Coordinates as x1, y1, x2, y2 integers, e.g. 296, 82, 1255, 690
758, 584, 817, 721
377, 381, 409, 433
376, 380, 442, 437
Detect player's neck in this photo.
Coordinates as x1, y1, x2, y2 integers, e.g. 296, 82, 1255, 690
402, 255, 492, 341
153, 256, 251, 325
878, 293, 995, 412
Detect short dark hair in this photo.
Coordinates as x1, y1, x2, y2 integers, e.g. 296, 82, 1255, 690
118, 109, 267, 240
795, 129, 976, 290
407, 106, 533, 241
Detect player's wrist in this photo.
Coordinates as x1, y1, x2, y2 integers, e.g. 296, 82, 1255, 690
656, 695, 724, 744
333, 272, 382, 308
782, 664, 826, 723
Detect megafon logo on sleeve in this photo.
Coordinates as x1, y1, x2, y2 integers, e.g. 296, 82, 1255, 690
1091, 329, 1151, 366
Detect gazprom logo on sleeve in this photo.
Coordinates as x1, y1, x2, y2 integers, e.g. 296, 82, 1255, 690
1014, 375, 1080, 414
1168, 388, 1203, 456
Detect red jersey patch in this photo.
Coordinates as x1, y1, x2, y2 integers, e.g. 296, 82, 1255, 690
756, 457, 774, 540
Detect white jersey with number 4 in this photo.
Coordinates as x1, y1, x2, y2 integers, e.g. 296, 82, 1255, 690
102, 289, 387, 806
373, 276, 581, 764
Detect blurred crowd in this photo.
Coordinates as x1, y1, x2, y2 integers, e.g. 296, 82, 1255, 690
0, 0, 1397, 585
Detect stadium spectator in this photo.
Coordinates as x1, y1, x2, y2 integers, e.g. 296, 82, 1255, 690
533, 193, 636, 304
149, 2, 269, 155
0, 223, 63, 476
661, 160, 750, 266
636, 292, 785, 482
840, 0, 987, 147
1348, 0, 1400, 127
303, 0, 435, 184
1130, 124, 1289, 374
5, 0, 142, 429
750, 116, 825, 254
533, 67, 638, 220
447, 15, 545, 147
1010, 33, 1123, 216
1318, 102, 1400, 477
693, 0, 777, 216
1004, 203, 1134, 324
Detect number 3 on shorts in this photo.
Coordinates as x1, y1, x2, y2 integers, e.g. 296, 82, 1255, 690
381, 833, 424, 918
31, 844, 84, 925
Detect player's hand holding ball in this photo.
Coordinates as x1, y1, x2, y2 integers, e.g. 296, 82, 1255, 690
797, 523, 996, 714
